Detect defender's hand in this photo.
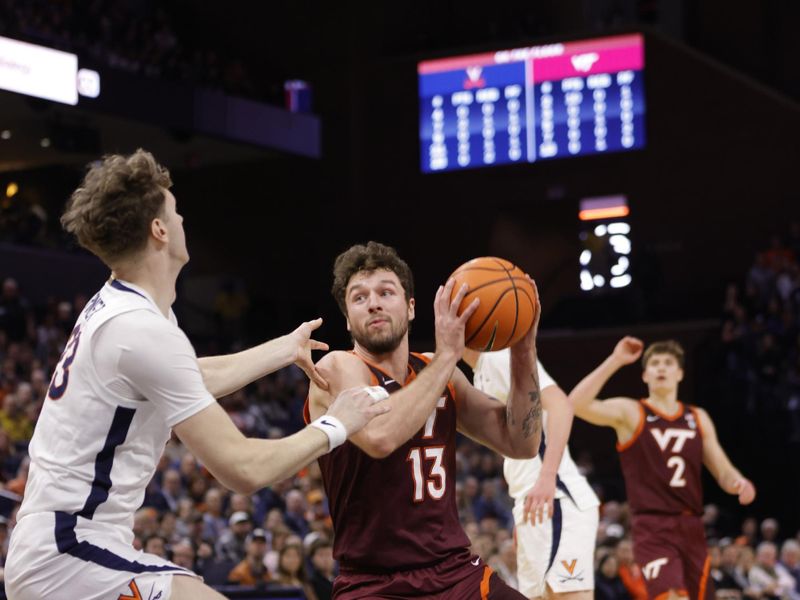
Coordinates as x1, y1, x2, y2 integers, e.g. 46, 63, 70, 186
290, 318, 330, 390
326, 386, 391, 436
523, 474, 555, 526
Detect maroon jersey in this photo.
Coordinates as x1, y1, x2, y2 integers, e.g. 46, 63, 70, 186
305, 352, 470, 573
618, 401, 705, 516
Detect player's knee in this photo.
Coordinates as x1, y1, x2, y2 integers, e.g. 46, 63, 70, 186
169, 575, 226, 600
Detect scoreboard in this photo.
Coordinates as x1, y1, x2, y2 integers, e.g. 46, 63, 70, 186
418, 33, 645, 173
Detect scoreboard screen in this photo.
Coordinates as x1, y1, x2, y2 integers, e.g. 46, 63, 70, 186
418, 33, 645, 173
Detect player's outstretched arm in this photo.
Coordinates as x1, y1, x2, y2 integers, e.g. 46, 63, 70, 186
695, 407, 756, 505
198, 318, 330, 398
174, 386, 389, 494
308, 278, 479, 459
568, 336, 643, 433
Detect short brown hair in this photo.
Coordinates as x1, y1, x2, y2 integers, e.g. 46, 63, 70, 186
61, 149, 172, 265
642, 340, 685, 369
332, 241, 414, 315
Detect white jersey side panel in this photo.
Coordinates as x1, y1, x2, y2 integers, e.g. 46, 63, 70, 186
473, 350, 599, 513
19, 280, 215, 533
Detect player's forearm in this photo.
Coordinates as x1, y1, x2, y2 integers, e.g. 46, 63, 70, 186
233, 427, 330, 493
540, 391, 574, 476
505, 349, 542, 458
569, 355, 624, 414
360, 350, 459, 456
199, 335, 295, 398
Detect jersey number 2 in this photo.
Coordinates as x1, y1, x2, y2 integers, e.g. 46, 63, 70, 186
667, 456, 686, 487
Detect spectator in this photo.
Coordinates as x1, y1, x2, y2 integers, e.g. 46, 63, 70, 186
778, 540, 800, 600
228, 528, 271, 586
488, 539, 517, 591
0, 279, 32, 343
616, 538, 647, 600
170, 539, 196, 571
274, 543, 318, 600
202, 488, 227, 541
216, 511, 252, 564
307, 538, 334, 600
715, 542, 746, 595
283, 489, 309, 537
596, 553, 631, 600
750, 542, 796, 599
143, 534, 167, 559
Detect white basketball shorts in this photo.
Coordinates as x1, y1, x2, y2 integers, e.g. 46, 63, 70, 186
515, 498, 599, 597
5, 512, 199, 600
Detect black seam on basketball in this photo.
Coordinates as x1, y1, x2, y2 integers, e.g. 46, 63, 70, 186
457, 276, 529, 296
514, 285, 537, 325
493, 258, 519, 348
491, 257, 514, 272
465, 287, 515, 346
504, 272, 520, 349
482, 322, 499, 352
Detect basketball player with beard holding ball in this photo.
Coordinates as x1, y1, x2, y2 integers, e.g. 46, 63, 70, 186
306, 241, 544, 599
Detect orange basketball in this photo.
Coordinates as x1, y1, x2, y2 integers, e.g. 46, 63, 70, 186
448, 257, 537, 351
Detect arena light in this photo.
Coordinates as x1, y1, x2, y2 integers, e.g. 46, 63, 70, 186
578, 195, 632, 292
6, 182, 18, 198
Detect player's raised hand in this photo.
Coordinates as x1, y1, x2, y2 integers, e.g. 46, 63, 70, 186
523, 473, 555, 526
612, 336, 644, 365
326, 385, 391, 435
433, 278, 479, 358
510, 275, 540, 360
289, 318, 330, 390
734, 478, 756, 505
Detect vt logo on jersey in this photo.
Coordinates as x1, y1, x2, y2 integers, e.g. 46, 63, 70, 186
643, 557, 669, 580
557, 558, 585, 582
650, 428, 696, 453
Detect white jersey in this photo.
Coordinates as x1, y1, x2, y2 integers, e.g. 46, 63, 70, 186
473, 350, 599, 517
18, 279, 215, 535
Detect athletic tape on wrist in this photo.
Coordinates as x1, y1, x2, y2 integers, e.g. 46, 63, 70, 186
364, 385, 389, 402
310, 415, 347, 451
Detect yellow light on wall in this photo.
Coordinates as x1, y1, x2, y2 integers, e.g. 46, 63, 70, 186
6, 182, 18, 198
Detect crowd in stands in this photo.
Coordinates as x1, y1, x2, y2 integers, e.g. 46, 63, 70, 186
0, 0, 281, 104
720, 223, 800, 442
2, 271, 800, 599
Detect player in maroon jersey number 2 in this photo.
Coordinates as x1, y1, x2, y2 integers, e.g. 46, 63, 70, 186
305, 241, 544, 599
569, 337, 756, 600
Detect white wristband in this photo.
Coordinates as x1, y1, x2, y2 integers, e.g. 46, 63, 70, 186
310, 415, 348, 452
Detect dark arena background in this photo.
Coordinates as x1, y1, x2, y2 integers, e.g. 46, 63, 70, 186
1, 1, 799, 598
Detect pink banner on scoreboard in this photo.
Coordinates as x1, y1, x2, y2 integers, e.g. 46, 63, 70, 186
531, 43, 643, 83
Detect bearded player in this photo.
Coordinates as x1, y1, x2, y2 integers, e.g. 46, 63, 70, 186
306, 241, 543, 599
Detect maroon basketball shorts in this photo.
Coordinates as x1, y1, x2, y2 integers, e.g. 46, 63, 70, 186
632, 513, 714, 600
333, 551, 525, 599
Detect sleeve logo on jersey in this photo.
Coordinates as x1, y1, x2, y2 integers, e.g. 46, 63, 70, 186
643, 557, 669, 580
650, 428, 696, 453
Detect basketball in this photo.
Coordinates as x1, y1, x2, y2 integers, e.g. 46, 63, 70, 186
448, 257, 538, 351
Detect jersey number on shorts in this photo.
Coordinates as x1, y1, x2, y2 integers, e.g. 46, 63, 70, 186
48, 324, 82, 400
407, 397, 448, 502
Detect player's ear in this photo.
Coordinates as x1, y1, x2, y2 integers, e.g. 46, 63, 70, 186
150, 217, 168, 243
677, 368, 684, 383
407, 297, 415, 321
345, 317, 351, 332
